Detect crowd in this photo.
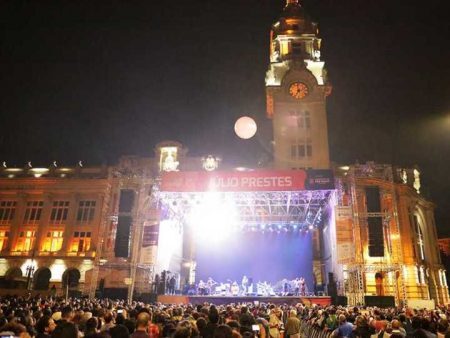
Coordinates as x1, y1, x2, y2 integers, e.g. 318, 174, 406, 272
0, 295, 450, 338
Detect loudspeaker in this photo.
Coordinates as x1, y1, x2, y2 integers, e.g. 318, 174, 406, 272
137, 292, 158, 303
99, 278, 105, 292
335, 296, 348, 306
119, 190, 135, 213
368, 217, 384, 257
364, 296, 395, 308
114, 215, 132, 257
102, 288, 128, 300
366, 186, 381, 212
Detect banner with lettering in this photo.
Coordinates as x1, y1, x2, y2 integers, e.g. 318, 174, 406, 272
335, 206, 355, 264
161, 170, 334, 192
140, 223, 159, 265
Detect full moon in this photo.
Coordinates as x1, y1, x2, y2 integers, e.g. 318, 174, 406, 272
234, 116, 257, 139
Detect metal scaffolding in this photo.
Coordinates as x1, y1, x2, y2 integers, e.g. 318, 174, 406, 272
342, 163, 407, 306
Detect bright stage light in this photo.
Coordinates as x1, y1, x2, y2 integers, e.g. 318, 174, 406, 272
188, 193, 238, 242
156, 219, 183, 272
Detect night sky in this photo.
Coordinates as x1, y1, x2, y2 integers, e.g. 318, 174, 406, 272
1, 0, 449, 235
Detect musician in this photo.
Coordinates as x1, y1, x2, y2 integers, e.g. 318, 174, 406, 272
299, 277, 306, 296
231, 281, 239, 296
168, 275, 176, 294
198, 279, 206, 295
293, 278, 300, 296
206, 277, 216, 295
241, 275, 248, 295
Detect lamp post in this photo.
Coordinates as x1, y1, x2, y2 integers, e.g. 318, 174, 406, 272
26, 264, 35, 291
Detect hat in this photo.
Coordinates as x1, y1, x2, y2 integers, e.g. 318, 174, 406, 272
52, 311, 62, 321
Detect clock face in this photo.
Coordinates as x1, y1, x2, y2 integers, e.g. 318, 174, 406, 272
289, 82, 309, 99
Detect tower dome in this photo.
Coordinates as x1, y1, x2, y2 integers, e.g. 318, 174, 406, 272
282, 0, 305, 19
275, 0, 317, 36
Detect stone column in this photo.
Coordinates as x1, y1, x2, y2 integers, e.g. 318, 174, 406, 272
36, 193, 54, 253
8, 192, 28, 253
60, 193, 79, 254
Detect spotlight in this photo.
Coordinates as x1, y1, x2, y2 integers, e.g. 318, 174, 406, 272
308, 225, 314, 230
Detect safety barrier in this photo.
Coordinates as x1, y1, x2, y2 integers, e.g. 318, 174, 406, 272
299, 320, 334, 338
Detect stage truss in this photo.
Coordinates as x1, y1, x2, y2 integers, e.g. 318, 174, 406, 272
156, 190, 335, 231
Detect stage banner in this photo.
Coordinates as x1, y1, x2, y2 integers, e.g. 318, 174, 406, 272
140, 223, 159, 265
335, 206, 355, 264
306, 169, 335, 190
161, 170, 334, 192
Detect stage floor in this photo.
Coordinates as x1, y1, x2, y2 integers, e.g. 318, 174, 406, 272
157, 295, 331, 306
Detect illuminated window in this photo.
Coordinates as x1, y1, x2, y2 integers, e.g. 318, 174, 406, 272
15, 230, 36, 252
417, 266, 422, 284
280, 40, 289, 57
0, 201, 17, 225
70, 231, 92, 252
50, 201, 69, 223
24, 201, 44, 224
76, 201, 96, 222
159, 147, 179, 172
289, 111, 310, 129
0, 230, 9, 251
291, 141, 312, 159
42, 230, 64, 252
413, 215, 425, 260
298, 111, 311, 129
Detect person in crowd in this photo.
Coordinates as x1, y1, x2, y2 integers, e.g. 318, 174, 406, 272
391, 318, 406, 338
35, 316, 56, 338
1, 295, 450, 338
203, 307, 220, 338
284, 309, 300, 338
132, 312, 151, 338
214, 324, 233, 338
332, 314, 353, 338
84, 317, 99, 338
51, 321, 78, 338
438, 318, 449, 338
352, 315, 374, 338
110, 324, 130, 338
101, 310, 115, 332
268, 306, 282, 338
61, 306, 74, 323
238, 306, 255, 335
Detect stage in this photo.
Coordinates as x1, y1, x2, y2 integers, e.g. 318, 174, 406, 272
157, 295, 332, 306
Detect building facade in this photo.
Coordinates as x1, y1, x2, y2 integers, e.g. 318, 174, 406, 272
325, 163, 449, 306
0, 0, 448, 305
0, 165, 111, 295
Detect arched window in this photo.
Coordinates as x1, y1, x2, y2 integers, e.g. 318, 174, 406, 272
413, 215, 425, 260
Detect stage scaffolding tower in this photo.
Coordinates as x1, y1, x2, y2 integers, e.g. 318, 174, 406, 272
342, 163, 407, 306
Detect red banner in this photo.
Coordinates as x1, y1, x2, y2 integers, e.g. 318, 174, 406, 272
160, 170, 308, 192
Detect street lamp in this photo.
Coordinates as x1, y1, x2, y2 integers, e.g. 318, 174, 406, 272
26, 264, 35, 291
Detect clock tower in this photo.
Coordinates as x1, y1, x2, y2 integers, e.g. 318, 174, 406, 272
266, 0, 331, 169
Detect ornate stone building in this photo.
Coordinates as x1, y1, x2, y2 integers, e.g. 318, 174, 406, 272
0, 0, 447, 306
0, 165, 111, 295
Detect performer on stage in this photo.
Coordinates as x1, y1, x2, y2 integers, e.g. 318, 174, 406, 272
231, 281, 239, 296
198, 279, 206, 295
293, 278, 300, 296
241, 275, 248, 295
168, 275, 176, 294
299, 277, 306, 296
206, 277, 216, 295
